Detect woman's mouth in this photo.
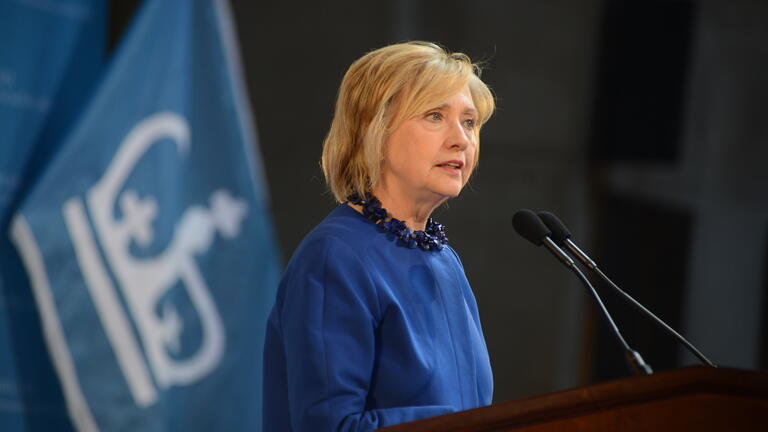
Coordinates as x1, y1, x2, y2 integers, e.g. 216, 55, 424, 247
436, 160, 464, 174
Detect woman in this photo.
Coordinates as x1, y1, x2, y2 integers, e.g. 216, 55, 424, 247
263, 41, 495, 431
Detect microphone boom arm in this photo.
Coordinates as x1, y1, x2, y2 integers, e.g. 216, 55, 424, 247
569, 262, 654, 375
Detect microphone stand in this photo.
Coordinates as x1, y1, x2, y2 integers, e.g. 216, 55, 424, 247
590, 262, 716, 367
538, 211, 717, 368
541, 238, 653, 375
560, 238, 716, 368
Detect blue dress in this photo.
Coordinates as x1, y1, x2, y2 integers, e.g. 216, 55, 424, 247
263, 204, 492, 431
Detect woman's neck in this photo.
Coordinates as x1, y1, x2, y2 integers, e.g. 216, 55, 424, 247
368, 185, 444, 231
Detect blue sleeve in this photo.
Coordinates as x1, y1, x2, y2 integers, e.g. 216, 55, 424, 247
279, 236, 455, 431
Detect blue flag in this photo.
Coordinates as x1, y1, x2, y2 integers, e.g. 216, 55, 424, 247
0, 1, 106, 430
0, 0, 105, 220
9, 0, 280, 430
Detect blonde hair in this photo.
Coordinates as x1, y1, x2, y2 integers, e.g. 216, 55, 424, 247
321, 41, 495, 202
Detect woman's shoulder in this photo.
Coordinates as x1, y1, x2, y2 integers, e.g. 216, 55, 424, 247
286, 204, 377, 268
441, 244, 465, 270
276, 205, 382, 313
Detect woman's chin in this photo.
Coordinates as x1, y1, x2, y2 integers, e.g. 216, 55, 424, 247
429, 185, 463, 200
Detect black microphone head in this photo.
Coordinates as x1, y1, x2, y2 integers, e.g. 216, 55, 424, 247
512, 209, 552, 246
537, 211, 572, 245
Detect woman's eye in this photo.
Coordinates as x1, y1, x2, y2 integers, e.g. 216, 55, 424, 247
427, 112, 442, 121
464, 118, 476, 129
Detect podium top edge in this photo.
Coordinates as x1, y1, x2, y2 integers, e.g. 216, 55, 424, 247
378, 366, 768, 432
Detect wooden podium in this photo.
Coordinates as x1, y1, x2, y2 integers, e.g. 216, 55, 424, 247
378, 366, 768, 432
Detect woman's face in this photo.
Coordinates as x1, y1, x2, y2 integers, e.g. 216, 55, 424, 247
380, 85, 478, 205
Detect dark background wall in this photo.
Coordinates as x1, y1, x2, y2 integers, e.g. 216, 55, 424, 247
109, 0, 768, 403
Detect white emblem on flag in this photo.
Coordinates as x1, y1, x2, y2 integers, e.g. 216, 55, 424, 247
63, 112, 243, 406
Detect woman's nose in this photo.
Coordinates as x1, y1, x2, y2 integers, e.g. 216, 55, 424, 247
447, 120, 471, 150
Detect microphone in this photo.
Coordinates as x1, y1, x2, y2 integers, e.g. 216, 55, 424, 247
512, 209, 653, 375
536, 211, 717, 368
511, 209, 574, 267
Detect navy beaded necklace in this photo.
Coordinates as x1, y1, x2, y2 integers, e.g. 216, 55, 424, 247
347, 193, 449, 251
